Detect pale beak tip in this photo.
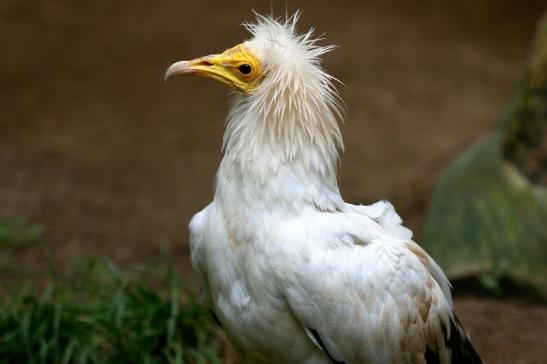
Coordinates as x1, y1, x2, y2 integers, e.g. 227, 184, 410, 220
164, 60, 191, 82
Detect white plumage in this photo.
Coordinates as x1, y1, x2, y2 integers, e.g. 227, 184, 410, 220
167, 13, 482, 364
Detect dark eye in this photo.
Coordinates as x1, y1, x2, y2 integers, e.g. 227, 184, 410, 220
238, 64, 252, 75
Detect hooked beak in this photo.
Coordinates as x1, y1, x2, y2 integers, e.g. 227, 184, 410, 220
164, 60, 192, 81
164, 57, 222, 82
164, 44, 263, 93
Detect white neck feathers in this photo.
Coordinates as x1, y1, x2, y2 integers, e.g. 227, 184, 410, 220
216, 14, 345, 212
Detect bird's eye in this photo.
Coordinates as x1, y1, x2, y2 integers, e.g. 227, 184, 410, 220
238, 64, 252, 75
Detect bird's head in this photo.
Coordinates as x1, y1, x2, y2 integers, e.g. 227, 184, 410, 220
166, 12, 343, 170
165, 12, 337, 93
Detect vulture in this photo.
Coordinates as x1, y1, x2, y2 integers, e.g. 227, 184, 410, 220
165, 13, 483, 364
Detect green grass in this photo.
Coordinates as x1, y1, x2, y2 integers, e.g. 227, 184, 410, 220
0, 216, 44, 248
0, 258, 220, 364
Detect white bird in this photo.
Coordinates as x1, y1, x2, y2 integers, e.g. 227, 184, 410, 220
165, 13, 483, 364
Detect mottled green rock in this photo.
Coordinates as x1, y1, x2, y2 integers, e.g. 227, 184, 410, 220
421, 11, 547, 288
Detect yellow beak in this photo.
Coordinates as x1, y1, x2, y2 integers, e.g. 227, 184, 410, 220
164, 44, 263, 93
164, 56, 225, 83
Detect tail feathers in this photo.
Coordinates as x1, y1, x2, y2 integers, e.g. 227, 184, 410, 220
425, 314, 483, 364
446, 314, 483, 364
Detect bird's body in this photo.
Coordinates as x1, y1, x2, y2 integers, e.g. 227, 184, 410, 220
191, 200, 457, 363
167, 13, 482, 364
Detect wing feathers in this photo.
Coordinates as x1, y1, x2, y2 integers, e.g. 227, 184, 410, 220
306, 328, 347, 364
275, 208, 483, 363
425, 345, 440, 364
405, 241, 453, 307
444, 315, 483, 364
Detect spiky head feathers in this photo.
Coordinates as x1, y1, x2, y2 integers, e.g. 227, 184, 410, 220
224, 13, 344, 169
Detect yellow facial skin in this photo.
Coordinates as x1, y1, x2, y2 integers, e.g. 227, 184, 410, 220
165, 44, 263, 93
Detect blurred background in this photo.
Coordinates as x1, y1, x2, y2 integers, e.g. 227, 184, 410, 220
1, 0, 546, 363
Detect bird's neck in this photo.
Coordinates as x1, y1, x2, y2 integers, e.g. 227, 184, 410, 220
215, 93, 344, 214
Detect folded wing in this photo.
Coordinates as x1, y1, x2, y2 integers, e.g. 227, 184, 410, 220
284, 233, 482, 364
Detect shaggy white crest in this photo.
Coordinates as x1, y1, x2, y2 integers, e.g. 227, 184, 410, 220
223, 13, 343, 181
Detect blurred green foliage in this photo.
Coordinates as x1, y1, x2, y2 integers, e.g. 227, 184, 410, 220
0, 216, 44, 248
422, 11, 547, 291
0, 258, 220, 364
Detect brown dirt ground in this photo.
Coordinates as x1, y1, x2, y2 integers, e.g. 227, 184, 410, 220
1, 0, 546, 362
